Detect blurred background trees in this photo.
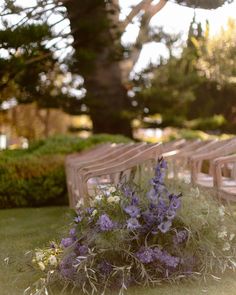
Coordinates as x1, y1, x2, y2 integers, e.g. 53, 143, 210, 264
0, 0, 235, 143
134, 17, 236, 133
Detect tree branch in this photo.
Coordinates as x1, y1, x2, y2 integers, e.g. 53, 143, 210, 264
121, 0, 152, 30
130, 0, 167, 66
119, 0, 167, 83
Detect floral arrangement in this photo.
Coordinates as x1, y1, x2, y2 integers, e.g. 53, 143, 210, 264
29, 158, 236, 295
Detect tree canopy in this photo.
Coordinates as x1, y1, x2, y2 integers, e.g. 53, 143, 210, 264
0, 0, 233, 136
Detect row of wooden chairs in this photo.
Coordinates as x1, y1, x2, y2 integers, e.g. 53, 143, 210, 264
65, 139, 188, 207
65, 138, 236, 208
165, 137, 236, 204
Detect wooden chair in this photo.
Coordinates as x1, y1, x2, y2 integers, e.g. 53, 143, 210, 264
68, 143, 148, 207
190, 138, 236, 188
212, 154, 236, 203
70, 143, 150, 205
163, 139, 214, 180
65, 143, 122, 204
75, 143, 163, 204
66, 140, 208, 207
169, 139, 234, 182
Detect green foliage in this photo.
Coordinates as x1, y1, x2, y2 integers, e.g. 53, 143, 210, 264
137, 18, 236, 133
28, 165, 236, 295
173, 0, 232, 9
187, 115, 226, 131
0, 206, 236, 295
0, 134, 131, 208
0, 23, 51, 49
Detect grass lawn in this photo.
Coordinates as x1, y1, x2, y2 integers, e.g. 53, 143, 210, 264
0, 207, 236, 295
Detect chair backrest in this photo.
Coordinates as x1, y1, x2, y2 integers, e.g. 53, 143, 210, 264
80, 143, 163, 198
190, 138, 236, 183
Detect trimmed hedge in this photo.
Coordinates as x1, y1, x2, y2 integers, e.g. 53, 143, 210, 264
0, 134, 131, 208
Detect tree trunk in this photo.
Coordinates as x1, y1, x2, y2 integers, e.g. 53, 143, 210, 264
64, 0, 133, 137
85, 60, 133, 137
44, 108, 50, 138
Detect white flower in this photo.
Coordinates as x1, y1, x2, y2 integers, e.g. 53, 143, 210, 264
107, 195, 120, 204
109, 186, 116, 193
218, 205, 225, 217
38, 261, 46, 271
107, 196, 115, 203
48, 255, 57, 267
229, 233, 235, 241
92, 209, 98, 216
222, 242, 231, 251
95, 195, 103, 202
76, 199, 84, 209
218, 231, 227, 239
35, 251, 44, 262
113, 195, 120, 203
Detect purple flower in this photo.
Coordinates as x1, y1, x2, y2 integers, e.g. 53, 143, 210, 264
173, 230, 188, 244
147, 188, 158, 202
136, 247, 154, 264
121, 185, 133, 198
59, 253, 76, 279
142, 210, 156, 226
86, 207, 94, 214
152, 247, 163, 260
166, 208, 176, 220
98, 261, 113, 276
69, 228, 76, 237
169, 194, 182, 210
131, 194, 139, 206
153, 248, 180, 269
159, 157, 168, 169
74, 215, 82, 223
127, 218, 141, 230
97, 214, 114, 231
157, 199, 168, 215
60, 267, 75, 279
78, 244, 88, 255
161, 252, 180, 268
158, 220, 172, 233
60, 237, 74, 248
124, 205, 140, 218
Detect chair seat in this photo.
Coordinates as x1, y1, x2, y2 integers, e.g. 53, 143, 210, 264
196, 173, 214, 188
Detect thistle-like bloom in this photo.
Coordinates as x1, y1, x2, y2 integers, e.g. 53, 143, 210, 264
60, 253, 76, 279
136, 247, 154, 264
98, 214, 114, 231
127, 218, 141, 230
78, 244, 88, 255
153, 248, 180, 269
60, 237, 74, 248
124, 205, 140, 218
173, 230, 188, 244
98, 261, 113, 276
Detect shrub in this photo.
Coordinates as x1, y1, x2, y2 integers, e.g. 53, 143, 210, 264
0, 134, 131, 208
28, 159, 236, 295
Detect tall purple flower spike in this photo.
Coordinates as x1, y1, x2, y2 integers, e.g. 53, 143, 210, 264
98, 214, 114, 231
